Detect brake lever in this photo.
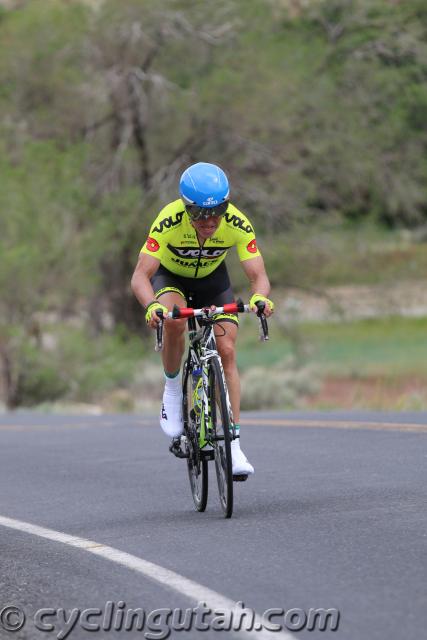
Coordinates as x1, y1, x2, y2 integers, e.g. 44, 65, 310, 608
155, 310, 164, 351
255, 301, 269, 341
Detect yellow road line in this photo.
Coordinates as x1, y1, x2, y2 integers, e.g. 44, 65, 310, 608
0, 420, 152, 432
241, 418, 427, 433
0, 423, 106, 431
0, 417, 426, 434
0, 422, 115, 431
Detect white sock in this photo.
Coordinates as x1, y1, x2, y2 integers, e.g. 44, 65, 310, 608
164, 373, 181, 395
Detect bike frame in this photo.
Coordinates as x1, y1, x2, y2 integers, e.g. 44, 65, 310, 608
184, 313, 236, 448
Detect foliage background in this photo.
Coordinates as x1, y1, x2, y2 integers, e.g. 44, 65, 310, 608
1, 0, 427, 410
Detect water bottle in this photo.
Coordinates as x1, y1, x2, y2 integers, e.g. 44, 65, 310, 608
192, 366, 202, 383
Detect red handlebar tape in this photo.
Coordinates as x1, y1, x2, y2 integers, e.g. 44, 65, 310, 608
172, 301, 243, 319
222, 302, 239, 313
174, 307, 195, 318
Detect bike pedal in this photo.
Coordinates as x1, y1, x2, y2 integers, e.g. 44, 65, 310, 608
169, 439, 188, 459
233, 474, 248, 482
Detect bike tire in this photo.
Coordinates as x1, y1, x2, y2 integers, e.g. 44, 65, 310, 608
209, 356, 233, 518
182, 361, 208, 512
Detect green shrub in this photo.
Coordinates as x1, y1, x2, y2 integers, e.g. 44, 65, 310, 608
240, 358, 319, 410
1, 323, 145, 408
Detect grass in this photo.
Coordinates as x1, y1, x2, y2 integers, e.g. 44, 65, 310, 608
236, 315, 427, 410
237, 315, 427, 377
228, 221, 427, 290
301, 317, 427, 377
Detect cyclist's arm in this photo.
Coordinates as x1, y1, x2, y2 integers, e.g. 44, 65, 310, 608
240, 255, 274, 316
131, 253, 161, 309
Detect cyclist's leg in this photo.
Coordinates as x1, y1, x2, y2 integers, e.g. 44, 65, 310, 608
151, 268, 188, 374
157, 290, 187, 438
214, 319, 253, 475
191, 270, 241, 422
151, 270, 188, 438
182, 265, 253, 473
156, 289, 187, 374
209, 280, 254, 476
214, 320, 240, 422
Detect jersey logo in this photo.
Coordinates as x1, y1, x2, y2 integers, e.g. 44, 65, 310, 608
146, 237, 160, 252
167, 244, 230, 259
247, 239, 257, 254
224, 212, 253, 234
172, 257, 211, 269
152, 211, 184, 234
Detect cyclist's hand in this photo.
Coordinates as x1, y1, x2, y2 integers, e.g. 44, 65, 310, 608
145, 301, 168, 328
249, 293, 275, 317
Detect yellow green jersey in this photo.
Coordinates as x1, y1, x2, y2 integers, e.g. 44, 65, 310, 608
140, 199, 261, 278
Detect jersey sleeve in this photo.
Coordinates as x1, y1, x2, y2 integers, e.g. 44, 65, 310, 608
140, 227, 164, 259
227, 206, 261, 262
140, 213, 164, 257
139, 204, 176, 260
236, 233, 261, 261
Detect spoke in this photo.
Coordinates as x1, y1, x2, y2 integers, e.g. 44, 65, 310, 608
210, 358, 233, 517
183, 361, 208, 512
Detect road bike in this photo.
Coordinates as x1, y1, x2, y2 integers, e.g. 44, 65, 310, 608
155, 299, 268, 518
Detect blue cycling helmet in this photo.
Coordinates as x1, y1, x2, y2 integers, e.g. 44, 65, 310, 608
180, 162, 229, 208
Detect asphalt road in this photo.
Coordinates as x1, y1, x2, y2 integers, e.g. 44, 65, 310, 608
0, 411, 426, 640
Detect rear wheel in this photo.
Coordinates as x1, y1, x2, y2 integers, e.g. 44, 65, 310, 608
182, 362, 208, 512
209, 357, 233, 518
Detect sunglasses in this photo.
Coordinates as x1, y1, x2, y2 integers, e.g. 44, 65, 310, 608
185, 201, 229, 220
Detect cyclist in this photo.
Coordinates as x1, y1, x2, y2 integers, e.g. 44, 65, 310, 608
131, 162, 274, 477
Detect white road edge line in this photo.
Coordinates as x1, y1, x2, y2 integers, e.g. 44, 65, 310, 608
0, 515, 292, 640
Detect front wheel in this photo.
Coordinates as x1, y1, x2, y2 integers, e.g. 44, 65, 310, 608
183, 361, 208, 512
209, 357, 233, 518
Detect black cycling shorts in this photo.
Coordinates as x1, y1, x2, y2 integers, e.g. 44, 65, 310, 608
151, 262, 238, 325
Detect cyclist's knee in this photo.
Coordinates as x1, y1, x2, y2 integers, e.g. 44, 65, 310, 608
157, 292, 185, 315
155, 293, 185, 337
165, 317, 187, 336
218, 339, 236, 366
